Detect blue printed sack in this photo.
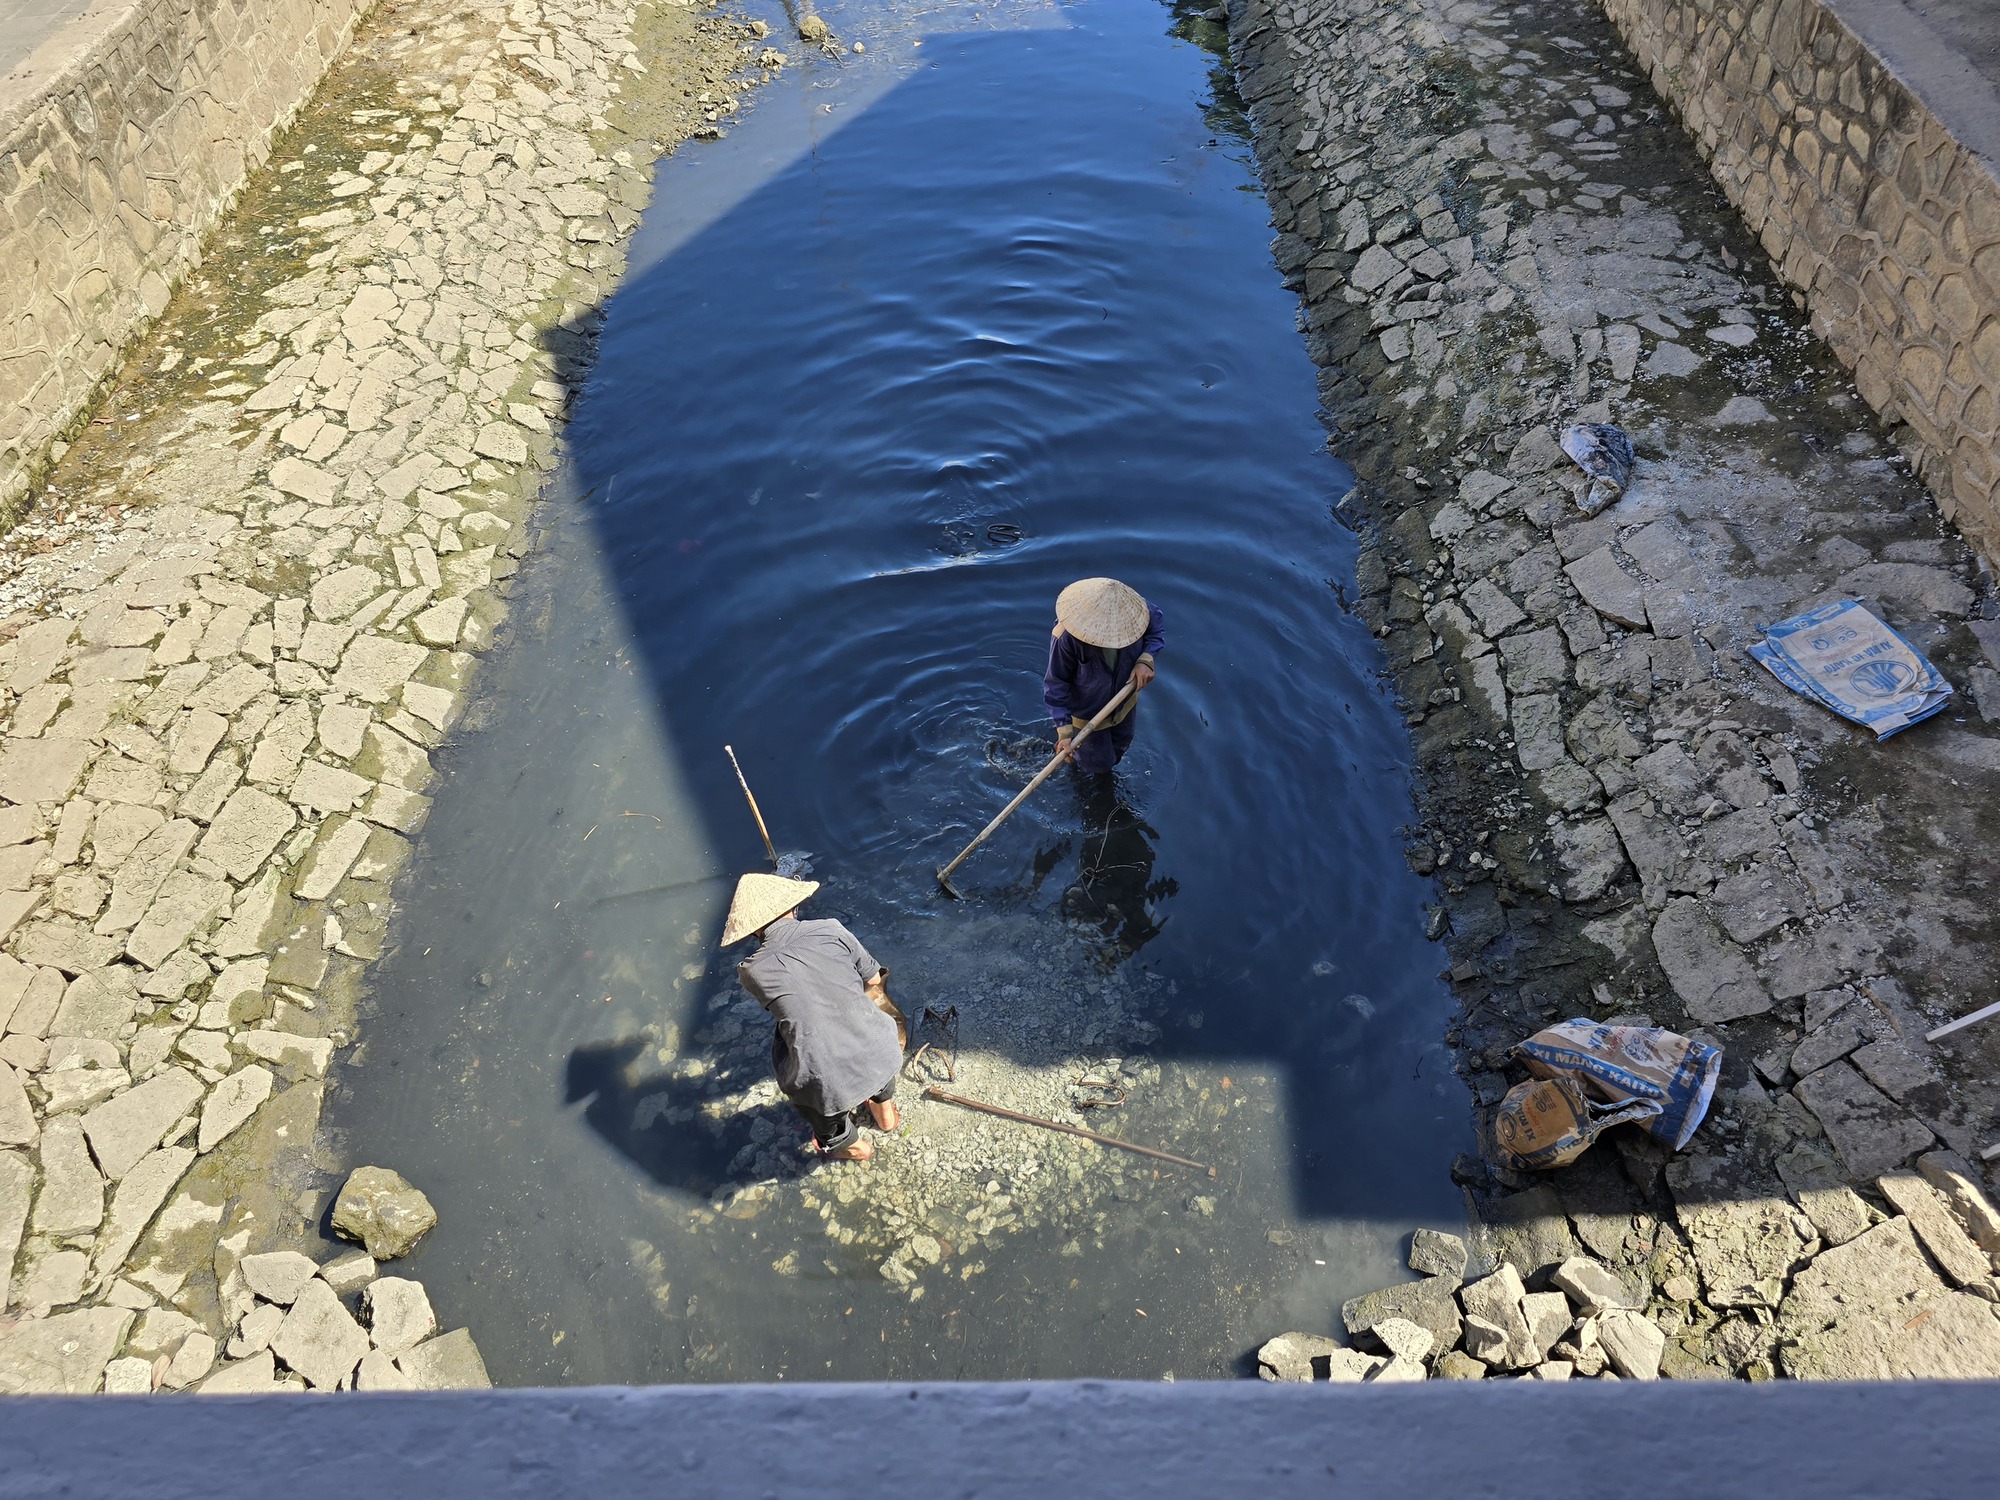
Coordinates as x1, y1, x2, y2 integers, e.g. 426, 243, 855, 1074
1514, 1019, 1721, 1151
1749, 598, 1950, 739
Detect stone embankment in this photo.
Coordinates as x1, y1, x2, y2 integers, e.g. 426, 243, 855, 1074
1229, 0, 2000, 1378
0, 0, 792, 1394
1598, 0, 2000, 562
0, 0, 377, 521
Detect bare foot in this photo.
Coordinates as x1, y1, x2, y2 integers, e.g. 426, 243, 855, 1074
865, 1098, 901, 1132
810, 1136, 874, 1161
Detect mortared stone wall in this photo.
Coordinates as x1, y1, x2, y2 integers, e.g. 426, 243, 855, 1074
0, 0, 375, 516
1597, 0, 2000, 559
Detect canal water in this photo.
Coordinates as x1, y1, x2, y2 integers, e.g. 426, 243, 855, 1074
322, 0, 1473, 1382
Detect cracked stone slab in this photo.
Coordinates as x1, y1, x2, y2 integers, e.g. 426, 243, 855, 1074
1775, 1143, 1873, 1246
271, 1277, 371, 1389
1650, 898, 1772, 1022
363, 1276, 438, 1355
198, 1064, 274, 1151
1667, 1151, 1814, 1308
0, 1152, 31, 1305
81, 1066, 205, 1179
1791, 1015, 1873, 1078
241, 1249, 321, 1305
1341, 1272, 1463, 1355
1707, 864, 1810, 944
1917, 1150, 2000, 1272
1794, 1061, 1936, 1180
1564, 545, 1650, 628
0, 739, 92, 806
91, 1144, 195, 1280
1776, 1216, 2000, 1378
0, 1307, 133, 1393
1550, 815, 1625, 900
33, 1115, 103, 1235
395, 1328, 491, 1389
1606, 796, 1698, 911
331, 635, 430, 703
1877, 1171, 1992, 1287
195, 788, 297, 882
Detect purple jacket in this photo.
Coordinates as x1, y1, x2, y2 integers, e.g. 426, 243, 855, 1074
1043, 603, 1166, 726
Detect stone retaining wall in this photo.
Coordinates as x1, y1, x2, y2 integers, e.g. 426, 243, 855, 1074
1596, 0, 2000, 559
0, 0, 375, 517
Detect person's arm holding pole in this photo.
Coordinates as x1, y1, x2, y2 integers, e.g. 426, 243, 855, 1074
1043, 627, 1081, 763
935, 680, 1134, 896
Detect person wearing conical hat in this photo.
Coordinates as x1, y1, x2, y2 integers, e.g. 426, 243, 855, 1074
723, 872, 904, 1162
1043, 577, 1164, 775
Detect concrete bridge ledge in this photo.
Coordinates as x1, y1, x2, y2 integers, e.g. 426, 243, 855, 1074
0, 1379, 1995, 1497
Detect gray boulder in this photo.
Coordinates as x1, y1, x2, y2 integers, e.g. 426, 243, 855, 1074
396, 1328, 491, 1389
1407, 1227, 1468, 1281
1255, 1331, 1342, 1381
331, 1166, 437, 1260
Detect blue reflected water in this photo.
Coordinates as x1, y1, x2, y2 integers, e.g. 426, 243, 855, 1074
323, 0, 1472, 1383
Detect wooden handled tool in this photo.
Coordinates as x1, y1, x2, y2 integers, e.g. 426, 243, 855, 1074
924, 1086, 1215, 1176
724, 744, 780, 868
935, 680, 1135, 898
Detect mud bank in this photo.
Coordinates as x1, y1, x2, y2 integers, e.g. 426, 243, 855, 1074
0, 0, 796, 1394
1229, 0, 2000, 1379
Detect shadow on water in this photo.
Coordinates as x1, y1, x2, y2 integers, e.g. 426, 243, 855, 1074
322, 0, 1475, 1383
565, 1039, 785, 1198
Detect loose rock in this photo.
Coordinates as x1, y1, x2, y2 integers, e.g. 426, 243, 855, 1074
331, 1166, 438, 1260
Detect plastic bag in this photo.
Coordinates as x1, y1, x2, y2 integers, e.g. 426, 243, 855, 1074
1514, 1018, 1721, 1150
1493, 1074, 1657, 1170
1749, 598, 1951, 739
1560, 423, 1635, 515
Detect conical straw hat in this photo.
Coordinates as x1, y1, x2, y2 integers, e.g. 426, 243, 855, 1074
721, 872, 820, 946
1055, 577, 1149, 649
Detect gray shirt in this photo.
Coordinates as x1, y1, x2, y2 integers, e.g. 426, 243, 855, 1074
737, 916, 901, 1115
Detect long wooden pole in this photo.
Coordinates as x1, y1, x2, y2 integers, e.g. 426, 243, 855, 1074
924, 1085, 1215, 1177
723, 744, 780, 868
935, 681, 1136, 895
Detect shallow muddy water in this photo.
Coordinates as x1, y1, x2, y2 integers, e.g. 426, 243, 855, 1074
322, 0, 1473, 1382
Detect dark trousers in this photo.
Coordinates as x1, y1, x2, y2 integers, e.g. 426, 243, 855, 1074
1072, 711, 1137, 774
794, 1076, 898, 1150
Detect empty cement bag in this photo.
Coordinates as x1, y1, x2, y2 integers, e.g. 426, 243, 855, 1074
1493, 1073, 1657, 1170
1559, 422, 1635, 515
1749, 597, 1951, 739
1514, 1018, 1721, 1150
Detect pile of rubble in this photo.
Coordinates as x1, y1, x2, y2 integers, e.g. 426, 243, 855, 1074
1263, 1147, 2000, 1380
9, 1163, 489, 1392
